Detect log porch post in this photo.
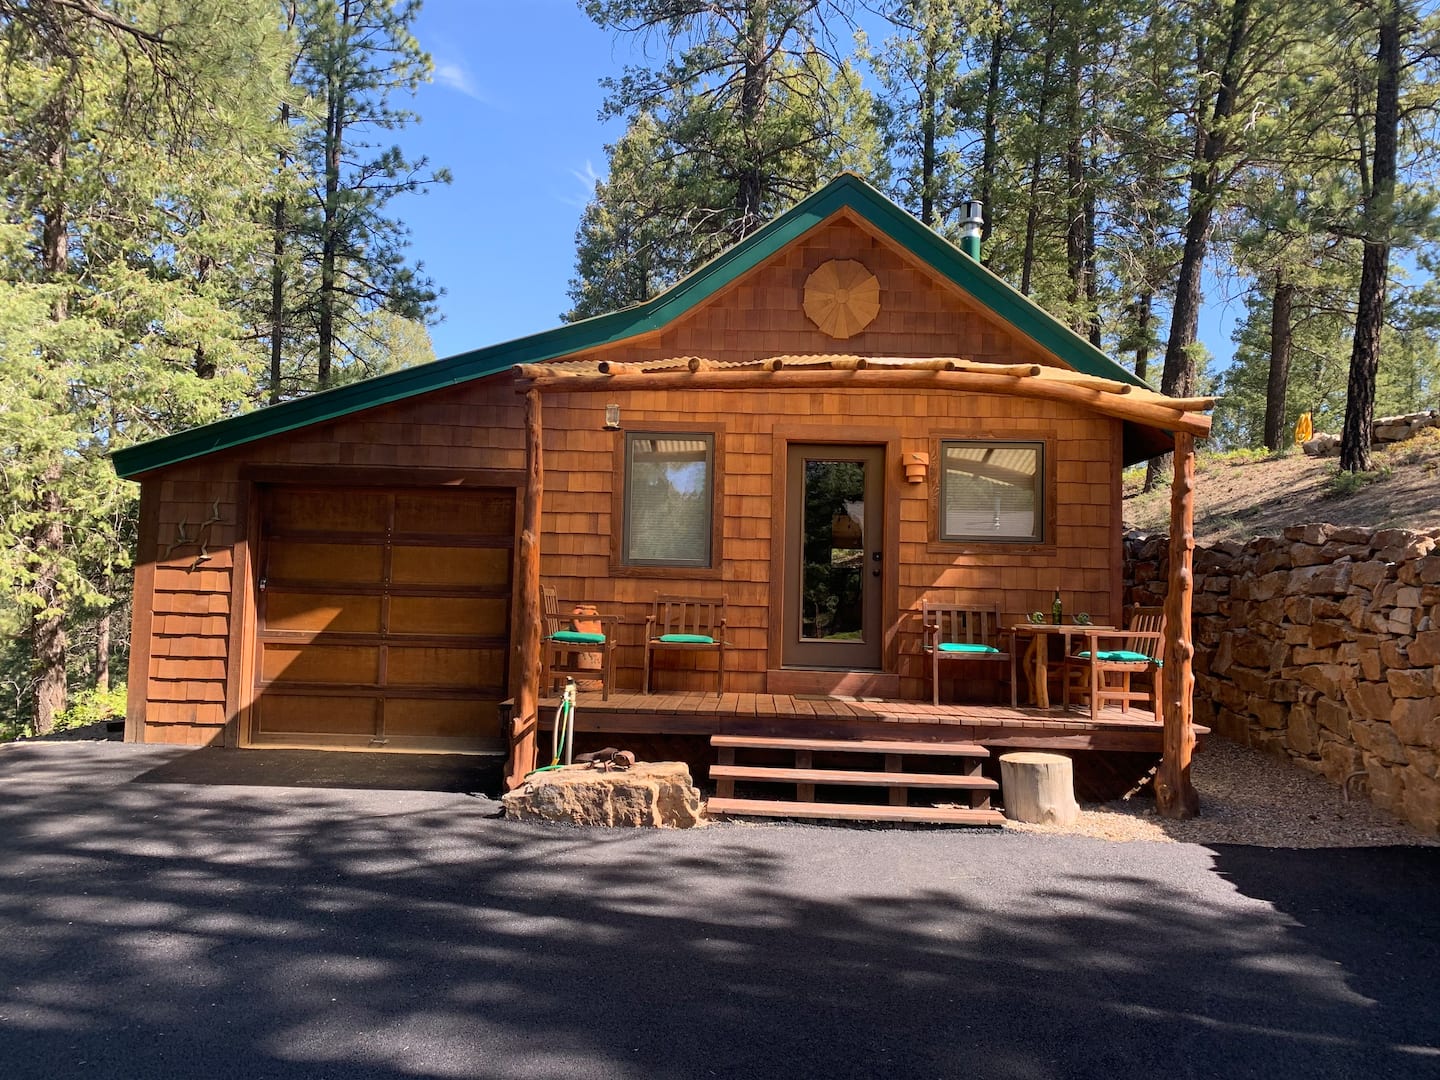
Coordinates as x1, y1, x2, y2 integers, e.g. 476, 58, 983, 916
506, 388, 544, 790
1156, 430, 1200, 818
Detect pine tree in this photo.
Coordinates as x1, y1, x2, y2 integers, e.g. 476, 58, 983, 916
0, 0, 287, 732
581, 0, 876, 269
269, 0, 449, 399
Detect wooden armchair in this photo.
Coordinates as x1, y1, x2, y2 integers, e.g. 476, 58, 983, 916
643, 594, 727, 695
920, 602, 1016, 707
542, 585, 619, 700
1062, 606, 1165, 722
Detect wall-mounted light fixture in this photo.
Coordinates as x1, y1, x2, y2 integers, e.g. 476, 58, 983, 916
604, 404, 621, 429
903, 451, 929, 484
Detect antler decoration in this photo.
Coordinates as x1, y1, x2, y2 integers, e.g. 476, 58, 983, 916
164, 499, 232, 571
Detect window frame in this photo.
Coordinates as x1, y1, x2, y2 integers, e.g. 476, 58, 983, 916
612, 425, 724, 575
934, 437, 1048, 546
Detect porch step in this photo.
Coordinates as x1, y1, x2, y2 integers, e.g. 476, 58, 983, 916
706, 797, 1004, 826
710, 735, 990, 758
709, 733, 997, 826
710, 765, 998, 791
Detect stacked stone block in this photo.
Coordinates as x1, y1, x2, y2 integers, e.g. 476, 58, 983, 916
1126, 524, 1440, 833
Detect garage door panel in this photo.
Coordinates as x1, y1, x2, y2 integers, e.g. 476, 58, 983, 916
268, 490, 389, 534
390, 546, 510, 588
262, 644, 381, 686
255, 485, 514, 750
387, 647, 505, 690
265, 592, 383, 634
394, 491, 514, 537
388, 596, 508, 637
383, 698, 501, 740
256, 694, 377, 737
267, 542, 384, 585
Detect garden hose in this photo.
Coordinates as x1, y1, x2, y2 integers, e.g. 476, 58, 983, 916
528, 679, 577, 776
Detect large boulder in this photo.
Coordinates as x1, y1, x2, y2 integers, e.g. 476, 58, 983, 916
503, 760, 705, 828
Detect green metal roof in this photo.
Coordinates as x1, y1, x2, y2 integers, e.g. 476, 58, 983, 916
112, 173, 1153, 479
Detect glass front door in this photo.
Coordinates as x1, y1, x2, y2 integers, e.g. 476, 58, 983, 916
782, 444, 884, 670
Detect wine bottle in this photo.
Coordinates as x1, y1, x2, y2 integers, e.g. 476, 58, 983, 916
1052, 589, 1063, 625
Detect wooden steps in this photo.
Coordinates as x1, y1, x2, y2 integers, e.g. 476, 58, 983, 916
711, 734, 993, 756
710, 765, 998, 790
707, 734, 1004, 827
706, 798, 1003, 826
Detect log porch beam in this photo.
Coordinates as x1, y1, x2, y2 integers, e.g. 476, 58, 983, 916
1156, 431, 1200, 818
506, 387, 544, 790
513, 366, 1213, 436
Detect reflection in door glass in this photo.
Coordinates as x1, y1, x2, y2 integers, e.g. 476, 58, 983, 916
801, 459, 865, 642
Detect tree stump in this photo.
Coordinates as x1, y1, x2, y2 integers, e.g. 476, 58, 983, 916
1000, 751, 1079, 825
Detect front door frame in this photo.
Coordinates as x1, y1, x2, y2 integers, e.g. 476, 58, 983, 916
767, 425, 901, 675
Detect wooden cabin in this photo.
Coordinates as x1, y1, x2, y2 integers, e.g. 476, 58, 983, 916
114, 175, 1208, 819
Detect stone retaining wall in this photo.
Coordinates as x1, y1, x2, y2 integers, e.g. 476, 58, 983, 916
1125, 525, 1440, 833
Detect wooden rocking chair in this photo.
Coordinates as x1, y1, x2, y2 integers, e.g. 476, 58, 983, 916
1062, 606, 1165, 722
643, 594, 728, 695
541, 585, 619, 700
920, 602, 1016, 707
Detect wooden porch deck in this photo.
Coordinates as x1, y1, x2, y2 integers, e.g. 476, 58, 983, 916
535, 690, 1205, 754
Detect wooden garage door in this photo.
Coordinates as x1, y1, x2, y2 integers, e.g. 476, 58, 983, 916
251, 486, 513, 751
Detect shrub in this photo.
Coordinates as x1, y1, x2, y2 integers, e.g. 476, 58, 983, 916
54, 684, 128, 733
1324, 465, 1391, 498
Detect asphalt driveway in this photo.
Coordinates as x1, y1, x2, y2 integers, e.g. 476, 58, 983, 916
1, 742, 1437, 1080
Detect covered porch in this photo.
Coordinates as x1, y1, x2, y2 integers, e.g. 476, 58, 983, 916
506, 356, 1210, 819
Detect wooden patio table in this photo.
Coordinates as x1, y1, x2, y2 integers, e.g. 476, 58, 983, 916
1009, 622, 1117, 709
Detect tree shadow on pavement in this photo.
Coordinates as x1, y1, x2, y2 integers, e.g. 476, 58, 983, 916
133, 746, 503, 795
1, 743, 1437, 1080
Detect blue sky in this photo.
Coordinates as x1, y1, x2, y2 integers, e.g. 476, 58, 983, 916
398, 1, 1236, 369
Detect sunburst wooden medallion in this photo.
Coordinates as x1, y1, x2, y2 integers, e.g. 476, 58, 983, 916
803, 259, 880, 339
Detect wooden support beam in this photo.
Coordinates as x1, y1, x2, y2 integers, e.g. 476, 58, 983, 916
1046, 370, 1135, 394
1156, 431, 1200, 818
951, 360, 1042, 377
686, 357, 717, 372
506, 388, 544, 791
515, 367, 1213, 436
1163, 395, 1218, 412
597, 360, 642, 375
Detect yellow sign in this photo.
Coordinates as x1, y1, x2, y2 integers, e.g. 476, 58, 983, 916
1294, 412, 1313, 444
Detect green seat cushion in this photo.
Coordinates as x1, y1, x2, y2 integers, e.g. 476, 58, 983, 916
1077, 649, 1160, 665
550, 630, 606, 645
937, 642, 999, 654
657, 633, 715, 644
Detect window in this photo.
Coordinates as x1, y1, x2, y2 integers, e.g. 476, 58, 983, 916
939, 440, 1043, 542
623, 432, 715, 567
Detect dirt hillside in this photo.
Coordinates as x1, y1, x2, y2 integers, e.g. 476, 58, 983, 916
1123, 431, 1440, 545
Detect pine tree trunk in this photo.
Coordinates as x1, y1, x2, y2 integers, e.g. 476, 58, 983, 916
33, 462, 67, 735
317, 2, 352, 390
1264, 271, 1294, 451
269, 103, 289, 406
1145, 0, 1251, 491
978, 25, 1003, 249
735, 0, 769, 237
33, 65, 73, 734
1020, 8, 1058, 297
1083, 158, 1100, 347
1064, 33, 1086, 331
1340, 0, 1400, 474
96, 609, 111, 693
920, 66, 936, 226
1134, 291, 1152, 382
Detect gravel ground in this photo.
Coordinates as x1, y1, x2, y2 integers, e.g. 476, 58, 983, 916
1007, 735, 1440, 846
19, 722, 1437, 846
